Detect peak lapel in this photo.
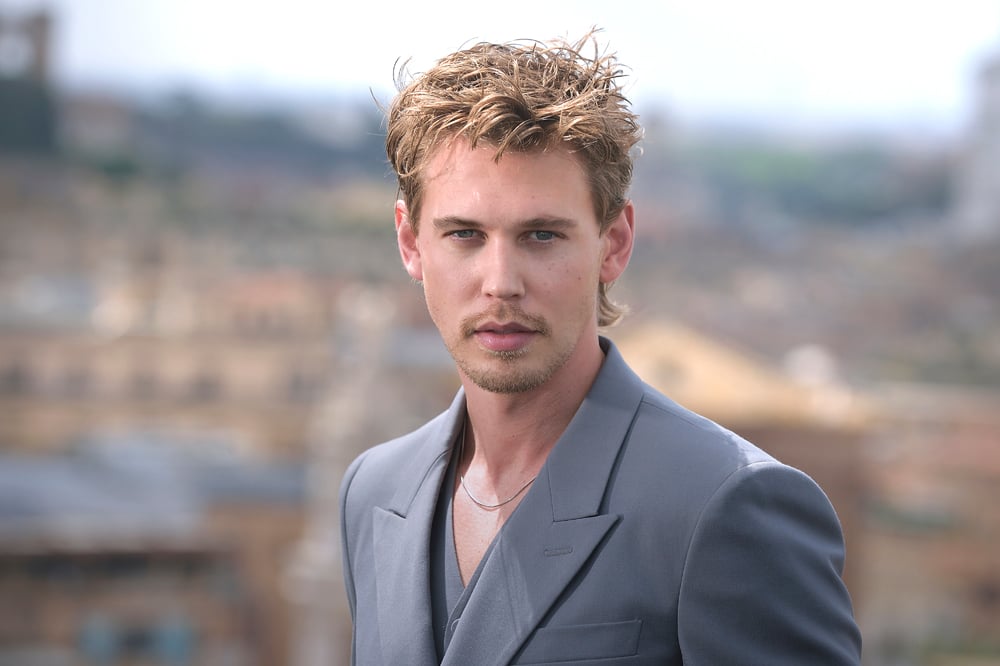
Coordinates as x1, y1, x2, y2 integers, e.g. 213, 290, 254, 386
441, 472, 621, 666
373, 391, 466, 666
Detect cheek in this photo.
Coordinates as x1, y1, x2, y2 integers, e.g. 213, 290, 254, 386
549, 261, 600, 309
563, 252, 603, 286
421, 260, 470, 315
424, 258, 468, 293
421, 285, 450, 331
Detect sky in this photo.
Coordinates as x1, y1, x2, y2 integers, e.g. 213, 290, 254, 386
2, 0, 1000, 134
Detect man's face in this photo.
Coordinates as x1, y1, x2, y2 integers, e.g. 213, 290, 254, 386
395, 140, 631, 394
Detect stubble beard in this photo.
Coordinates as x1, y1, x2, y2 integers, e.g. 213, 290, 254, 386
449, 307, 570, 395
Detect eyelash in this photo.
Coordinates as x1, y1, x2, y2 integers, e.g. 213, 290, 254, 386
447, 230, 560, 242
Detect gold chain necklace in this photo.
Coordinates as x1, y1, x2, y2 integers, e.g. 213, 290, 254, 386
457, 418, 536, 511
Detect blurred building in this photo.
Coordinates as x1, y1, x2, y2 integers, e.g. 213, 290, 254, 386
0, 230, 339, 460
0, 103, 458, 662
0, 432, 305, 666
0, 8, 56, 155
0, 9, 50, 82
861, 382, 1000, 664
954, 44, 1000, 240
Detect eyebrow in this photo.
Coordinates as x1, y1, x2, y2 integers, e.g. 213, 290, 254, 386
431, 215, 578, 231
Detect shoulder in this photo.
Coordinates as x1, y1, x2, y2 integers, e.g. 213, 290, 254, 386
351, 413, 443, 475
620, 376, 842, 538
618, 380, 842, 533
670, 419, 860, 661
339, 407, 453, 516
620, 390, 860, 660
600, 337, 778, 476
598, 339, 802, 505
628, 381, 780, 477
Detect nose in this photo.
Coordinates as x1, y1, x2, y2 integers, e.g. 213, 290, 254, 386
480, 240, 524, 300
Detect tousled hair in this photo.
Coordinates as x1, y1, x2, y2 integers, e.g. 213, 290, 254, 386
385, 29, 641, 327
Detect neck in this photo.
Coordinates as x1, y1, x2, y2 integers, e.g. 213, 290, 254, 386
460, 335, 605, 479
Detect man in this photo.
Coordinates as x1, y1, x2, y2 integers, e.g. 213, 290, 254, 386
339, 30, 862, 665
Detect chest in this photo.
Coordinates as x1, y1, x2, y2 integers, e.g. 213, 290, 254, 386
451, 483, 524, 585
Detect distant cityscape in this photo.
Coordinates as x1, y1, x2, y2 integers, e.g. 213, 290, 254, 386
1, 8, 999, 666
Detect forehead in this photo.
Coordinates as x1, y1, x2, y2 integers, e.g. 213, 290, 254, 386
421, 139, 591, 206
426, 137, 584, 176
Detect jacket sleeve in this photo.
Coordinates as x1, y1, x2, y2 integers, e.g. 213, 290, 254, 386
677, 461, 862, 664
339, 449, 370, 666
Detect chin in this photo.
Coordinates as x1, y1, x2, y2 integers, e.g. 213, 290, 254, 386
462, 358, 560, 395
469, 373, 548, 395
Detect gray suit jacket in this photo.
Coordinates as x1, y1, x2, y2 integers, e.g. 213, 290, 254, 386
339, 339, 862, 664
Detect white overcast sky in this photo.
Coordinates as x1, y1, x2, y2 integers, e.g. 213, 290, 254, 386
3, 0, 1000, 132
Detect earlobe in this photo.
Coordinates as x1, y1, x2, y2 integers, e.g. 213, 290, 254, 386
395, 200, 423, 282
600, 201, 635, 284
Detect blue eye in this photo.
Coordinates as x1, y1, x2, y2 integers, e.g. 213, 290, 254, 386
450, 229, 478, 239
531, 231, 556, 241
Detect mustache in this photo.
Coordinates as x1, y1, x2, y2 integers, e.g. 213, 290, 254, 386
460, 304, 551, 338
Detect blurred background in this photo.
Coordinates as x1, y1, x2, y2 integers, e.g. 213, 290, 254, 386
0, 1, 998, 665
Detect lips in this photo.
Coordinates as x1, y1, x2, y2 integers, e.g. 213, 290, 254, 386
477, 321, 533, 334
474, 321, 536, 353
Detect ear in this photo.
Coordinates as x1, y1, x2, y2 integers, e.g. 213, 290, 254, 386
396, 200, 423, 282
600, 200, 635, 284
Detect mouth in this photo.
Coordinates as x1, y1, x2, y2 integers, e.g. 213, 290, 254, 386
476, 321, 534, 334
472, 321, 537, 353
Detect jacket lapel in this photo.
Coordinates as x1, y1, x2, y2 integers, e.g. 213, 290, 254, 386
441, 479, 621, 666
372, 391, 466, 666
443, 341, 645, 665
